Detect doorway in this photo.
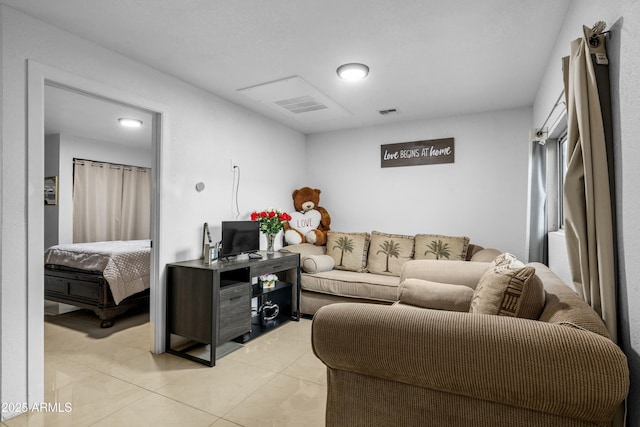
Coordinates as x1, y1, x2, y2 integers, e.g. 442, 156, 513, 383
27, 61, 164, 404
43, 83, 153, 316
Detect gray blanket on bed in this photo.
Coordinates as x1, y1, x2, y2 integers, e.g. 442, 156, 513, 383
44, 240, 151, 305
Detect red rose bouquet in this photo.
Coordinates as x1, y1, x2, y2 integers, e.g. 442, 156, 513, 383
250, 208, 292, 235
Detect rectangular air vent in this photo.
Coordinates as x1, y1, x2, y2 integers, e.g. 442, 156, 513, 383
275, 95, 328, 114
238, 76, 350, 123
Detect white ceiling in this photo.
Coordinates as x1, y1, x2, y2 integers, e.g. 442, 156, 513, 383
7, 0, 571, 137
45, 85, 154, 148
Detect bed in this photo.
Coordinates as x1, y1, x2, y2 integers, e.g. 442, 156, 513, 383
44, 239, 151, 328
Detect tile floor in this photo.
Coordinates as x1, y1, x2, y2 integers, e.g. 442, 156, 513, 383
3, 309, 326, 427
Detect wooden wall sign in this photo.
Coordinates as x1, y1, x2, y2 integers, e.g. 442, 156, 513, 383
381, 138, 454, 168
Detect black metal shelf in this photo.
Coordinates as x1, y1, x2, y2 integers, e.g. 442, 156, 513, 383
252, 280, 291, 297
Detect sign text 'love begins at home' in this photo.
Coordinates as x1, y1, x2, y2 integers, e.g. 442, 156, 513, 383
381, 138, 454, 168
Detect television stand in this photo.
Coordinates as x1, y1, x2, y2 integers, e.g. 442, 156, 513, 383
165, 251, 300, 366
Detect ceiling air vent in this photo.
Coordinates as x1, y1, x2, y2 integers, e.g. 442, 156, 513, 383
378, 108, 399, 116
275, 95, 328, 114
238, 76, 351, 123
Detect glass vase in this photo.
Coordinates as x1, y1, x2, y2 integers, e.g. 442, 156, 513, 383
266, 233, 276, 253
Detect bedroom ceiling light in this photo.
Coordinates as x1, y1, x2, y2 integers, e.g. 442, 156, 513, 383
337, 63, 369, 80
118, 118, 143, 128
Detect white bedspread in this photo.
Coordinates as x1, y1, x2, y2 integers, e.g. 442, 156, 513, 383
44, 240, 151, 305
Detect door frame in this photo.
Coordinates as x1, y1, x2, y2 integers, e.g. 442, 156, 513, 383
27, 60, 166, 404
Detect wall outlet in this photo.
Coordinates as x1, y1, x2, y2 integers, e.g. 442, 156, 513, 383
231, 158, 239, 172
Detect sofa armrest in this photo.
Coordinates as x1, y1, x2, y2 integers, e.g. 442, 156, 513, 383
312, 303, 628, 424
280, 243, 326, 258
399, 260, 490, 288
470, 247, 502, 262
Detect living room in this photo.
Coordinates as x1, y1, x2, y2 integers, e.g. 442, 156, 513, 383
1, 0, 638, 425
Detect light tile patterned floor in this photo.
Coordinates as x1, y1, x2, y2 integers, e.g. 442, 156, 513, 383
4, 310, 326, 427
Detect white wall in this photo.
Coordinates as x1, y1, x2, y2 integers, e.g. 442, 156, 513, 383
307, 107, 532, 259
533, 0, 640, 419
56, 134, 153, 245
0, 5, 306, 418
44, 135, 60, 249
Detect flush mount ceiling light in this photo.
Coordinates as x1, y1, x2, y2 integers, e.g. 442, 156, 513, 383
336, 63, 369, 80
118, 118, 143, 128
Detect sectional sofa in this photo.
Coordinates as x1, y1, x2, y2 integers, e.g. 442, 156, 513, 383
281, 230, 500, 315
310, 257, 629, 426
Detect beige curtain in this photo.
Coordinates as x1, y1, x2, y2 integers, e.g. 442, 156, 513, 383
562, 25, 617, 342
73, 159, 151, 243
73, 160, 123, 243
121, 166, 151, 240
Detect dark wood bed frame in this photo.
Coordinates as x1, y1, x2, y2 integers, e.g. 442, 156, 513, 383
44, 264, 150, 328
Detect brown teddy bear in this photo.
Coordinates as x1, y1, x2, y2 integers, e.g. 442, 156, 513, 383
283, 187, 331, 246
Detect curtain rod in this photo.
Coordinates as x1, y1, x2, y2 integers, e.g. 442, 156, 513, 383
535, 90, 565, 138
535, 21, 607, 139
73, 158, 150, 171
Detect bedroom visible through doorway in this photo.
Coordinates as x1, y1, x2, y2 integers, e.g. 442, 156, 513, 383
43, 83, 155, 330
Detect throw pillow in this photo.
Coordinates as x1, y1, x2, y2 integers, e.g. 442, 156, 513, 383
490, 252, 526, 270
326, 231, 370, 272
469, 265, 545, 319
302, 255, 335, 274
366, 231, 415, 276
398, 278, 474, 312
414, 234, 470, 261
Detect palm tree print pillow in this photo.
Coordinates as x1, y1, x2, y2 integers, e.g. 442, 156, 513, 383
414, 234, 470, 261
366, 231, 415, 276
326, 231, 370, 272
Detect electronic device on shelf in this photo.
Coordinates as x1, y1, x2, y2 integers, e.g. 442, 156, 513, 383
219, 220, 260, 260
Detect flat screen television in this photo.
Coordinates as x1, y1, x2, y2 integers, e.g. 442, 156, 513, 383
219, 220, 260, 258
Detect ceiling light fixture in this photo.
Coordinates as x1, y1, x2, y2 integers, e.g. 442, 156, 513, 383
118, 118, 143, 128
336, 63, 369, 81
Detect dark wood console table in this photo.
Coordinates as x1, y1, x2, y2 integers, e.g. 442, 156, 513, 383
165, 251, 300, 366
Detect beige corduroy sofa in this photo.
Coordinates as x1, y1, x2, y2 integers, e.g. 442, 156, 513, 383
311, 261, 629, 426
281, 242, 500, 316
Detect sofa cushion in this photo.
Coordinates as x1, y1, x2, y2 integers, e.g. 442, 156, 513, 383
414, 234, 470, 261
469, 265, 545, 319
302, 255, 335, 274
398, 278, 474, 312
302, 270, 399, 302
366, 231, 414, 276
326, 231, 370, 272
399, 260, 490, 289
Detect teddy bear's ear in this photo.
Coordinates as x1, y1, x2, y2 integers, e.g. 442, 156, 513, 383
292, 189, 299, 198
314, 188, 321, 195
